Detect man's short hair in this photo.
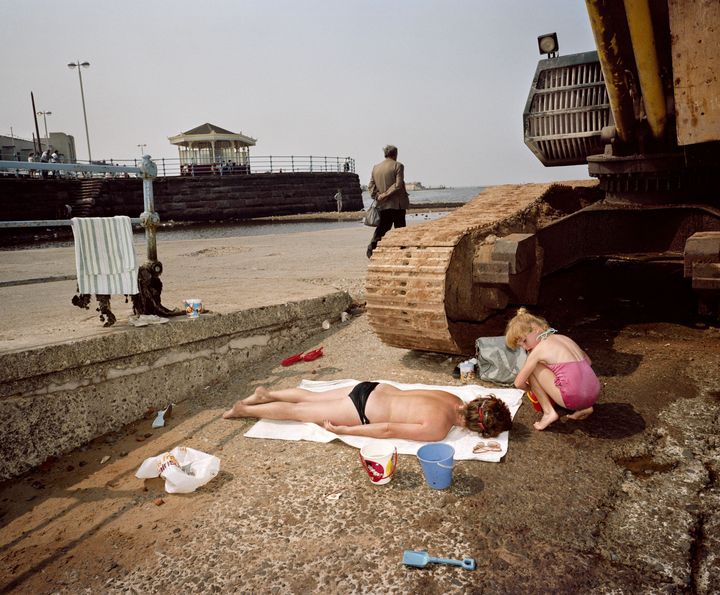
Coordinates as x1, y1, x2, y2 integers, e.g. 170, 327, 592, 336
383, 145, 398, 159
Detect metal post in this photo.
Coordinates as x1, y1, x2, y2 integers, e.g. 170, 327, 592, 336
139, 155, 159, 262
78, 66, 91, 162
37, 111, 52, 149
68, 61, 93, 163
30, 92, 42, 154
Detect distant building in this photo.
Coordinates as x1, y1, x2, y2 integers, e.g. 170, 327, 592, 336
0, 134, 35, 161
406, 181, 425, 191
44, 133, 77, 163
1, 131, 76, 162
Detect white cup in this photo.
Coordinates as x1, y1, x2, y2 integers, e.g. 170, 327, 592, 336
183, 298, 203, 318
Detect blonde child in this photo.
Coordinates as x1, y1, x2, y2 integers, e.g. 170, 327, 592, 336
505, 308, 600, 430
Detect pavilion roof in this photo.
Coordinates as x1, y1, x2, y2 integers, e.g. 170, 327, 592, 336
183, 123, 234, 135
168, 122, 257, 147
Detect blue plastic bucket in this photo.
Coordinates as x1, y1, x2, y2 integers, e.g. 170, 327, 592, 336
416, 443, 455, 490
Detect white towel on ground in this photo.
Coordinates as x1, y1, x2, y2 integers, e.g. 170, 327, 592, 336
243, 379, 523, 462
71, 216, 138, 295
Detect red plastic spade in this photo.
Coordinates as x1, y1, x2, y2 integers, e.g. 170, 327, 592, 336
281, 353, 304, 366
301, 347, 323, 362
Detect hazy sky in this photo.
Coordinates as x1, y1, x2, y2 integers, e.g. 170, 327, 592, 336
2, 1, 597, 186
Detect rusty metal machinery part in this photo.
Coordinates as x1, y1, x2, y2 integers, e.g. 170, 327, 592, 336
366, 181, 602, 355
523, 51, 611, 167
588, 149, 720, 205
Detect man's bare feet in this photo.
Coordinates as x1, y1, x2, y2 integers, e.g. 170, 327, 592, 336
242, 386, 272, 405
567, 407, 593, 421
533, 409, 559, 431
222, 400, 248, 419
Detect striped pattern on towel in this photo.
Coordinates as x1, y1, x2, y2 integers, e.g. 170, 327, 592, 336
71, 216, 139, 295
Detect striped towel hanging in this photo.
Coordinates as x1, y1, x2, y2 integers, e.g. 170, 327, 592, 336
71, 216, 139, 295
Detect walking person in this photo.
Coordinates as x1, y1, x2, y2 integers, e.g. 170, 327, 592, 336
334, 188, 343, 213
39, 148, 51, 179
27, 152, 36, 178
50, 149, 60, 178
366, 144, 410, 258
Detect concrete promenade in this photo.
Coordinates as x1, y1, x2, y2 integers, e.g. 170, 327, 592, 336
1, 217, 719, 593
0, 220, 369, 353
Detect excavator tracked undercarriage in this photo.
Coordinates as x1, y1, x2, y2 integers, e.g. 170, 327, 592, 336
366, 0, 720, 355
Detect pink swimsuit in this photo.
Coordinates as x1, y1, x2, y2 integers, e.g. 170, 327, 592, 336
546, 359, 600, 410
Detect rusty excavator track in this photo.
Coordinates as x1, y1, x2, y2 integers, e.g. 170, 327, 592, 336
366, 181, 602, 355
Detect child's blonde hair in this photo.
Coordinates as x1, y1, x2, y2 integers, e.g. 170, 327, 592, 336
505, 307, 550, 349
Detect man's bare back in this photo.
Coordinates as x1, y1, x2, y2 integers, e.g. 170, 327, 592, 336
364, 384, 463, 427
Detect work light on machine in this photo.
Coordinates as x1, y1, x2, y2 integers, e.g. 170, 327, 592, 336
537, 32, 558, 58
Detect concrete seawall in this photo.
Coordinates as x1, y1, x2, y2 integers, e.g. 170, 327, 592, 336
0, 291, 351, 480
0, 172, 363, 222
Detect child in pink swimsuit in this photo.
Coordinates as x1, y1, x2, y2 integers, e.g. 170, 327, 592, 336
505, 308, 600, 431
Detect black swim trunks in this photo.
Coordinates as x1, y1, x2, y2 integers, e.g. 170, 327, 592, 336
348, 381, 378, 425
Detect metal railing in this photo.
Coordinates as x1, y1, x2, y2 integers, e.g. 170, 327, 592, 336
0, 158, 160, 262
0, 160, 137, 180
128, 155, 355, 177
0, 155, 357, 179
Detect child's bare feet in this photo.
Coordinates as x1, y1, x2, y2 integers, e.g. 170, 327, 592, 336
533, 409, 559, 431
567, 407, 593, 421
242, 386, 272, 405
222, 400, 248, 419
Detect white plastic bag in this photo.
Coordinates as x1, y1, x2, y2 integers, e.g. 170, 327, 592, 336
135, 446, 220, 494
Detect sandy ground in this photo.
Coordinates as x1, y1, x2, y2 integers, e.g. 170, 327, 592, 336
1, 215, 720, 593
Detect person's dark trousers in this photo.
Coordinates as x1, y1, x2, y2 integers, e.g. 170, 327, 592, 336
367, 208, 406, 257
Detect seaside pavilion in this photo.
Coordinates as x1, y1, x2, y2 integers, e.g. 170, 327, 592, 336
168, 123, 257, 170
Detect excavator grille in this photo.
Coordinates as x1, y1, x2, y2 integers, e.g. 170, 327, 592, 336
523, 51, 611, 166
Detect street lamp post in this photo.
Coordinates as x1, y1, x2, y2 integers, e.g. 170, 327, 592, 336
138, 144, 147, 156
36, 111, 52, 149
67, 60, 92, 163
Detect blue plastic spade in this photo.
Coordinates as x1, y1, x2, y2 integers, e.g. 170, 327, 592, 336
402, 549, 476, 570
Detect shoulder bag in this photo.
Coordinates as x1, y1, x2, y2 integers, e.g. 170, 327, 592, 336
363, 200, 380, 227
475, 336, 527, 385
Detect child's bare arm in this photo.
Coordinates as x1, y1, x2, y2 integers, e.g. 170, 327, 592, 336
514, 348, 542, 388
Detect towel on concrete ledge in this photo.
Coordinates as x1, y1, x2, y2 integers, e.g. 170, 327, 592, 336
71, 216, 138, 295
243, 379, 523, 462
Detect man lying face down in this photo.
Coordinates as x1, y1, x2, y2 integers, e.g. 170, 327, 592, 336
223, 382, 512, 442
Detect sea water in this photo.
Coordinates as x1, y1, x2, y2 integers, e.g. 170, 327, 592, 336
8, 187, 485, 248
362, 186, 484, 208
143, 187, 485, 242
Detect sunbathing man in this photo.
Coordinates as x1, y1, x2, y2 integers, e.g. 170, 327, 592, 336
223, 382, 512, 442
